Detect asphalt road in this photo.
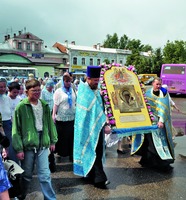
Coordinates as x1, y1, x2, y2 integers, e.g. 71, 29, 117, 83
27, 95, 186, 200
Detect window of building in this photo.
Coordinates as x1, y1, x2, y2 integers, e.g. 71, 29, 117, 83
73, 57, 77, 65
90, 58, 93, 65
97, 59, 101, 65
62, 58, 67, 64
27, 43, 31, 50
120, 60, 123, 64
82, 58, 86, 65
18, 42, 22, 49
35, 43, 39, 51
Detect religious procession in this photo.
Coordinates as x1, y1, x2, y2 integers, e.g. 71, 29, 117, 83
0, 63, 184, 200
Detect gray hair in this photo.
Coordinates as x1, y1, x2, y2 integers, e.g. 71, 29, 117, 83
152, 77, 162, 83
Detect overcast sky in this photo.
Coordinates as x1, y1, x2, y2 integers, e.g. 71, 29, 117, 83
1, 0, 186, 49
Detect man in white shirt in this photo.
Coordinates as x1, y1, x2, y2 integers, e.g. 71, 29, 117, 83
0, 78, 18, 163
8, 82, 21, 118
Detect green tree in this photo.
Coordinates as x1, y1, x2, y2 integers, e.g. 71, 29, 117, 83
103, 33, 154, 74
125, 51, 143, 74
103, 33, 119, 48
103, 58, 110, 64
118, 34, 129, 49
141, 44, 153, 52
163, 40, 186, 63
102, 33, 186, 75
127, 39, 142, 51
151, 48, 163, 76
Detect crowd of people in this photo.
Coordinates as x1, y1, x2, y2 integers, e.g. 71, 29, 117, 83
0, 67, 179, 199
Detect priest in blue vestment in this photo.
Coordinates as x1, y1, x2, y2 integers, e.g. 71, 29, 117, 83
131, 77, 175, 172
73, 66, 111, 188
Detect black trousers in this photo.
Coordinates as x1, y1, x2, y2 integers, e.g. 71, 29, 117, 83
139, 133, 174, 168
55, 120, 74, 157
88, 130, 107, 184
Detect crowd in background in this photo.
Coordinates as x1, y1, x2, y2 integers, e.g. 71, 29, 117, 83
0, 72, 82, 199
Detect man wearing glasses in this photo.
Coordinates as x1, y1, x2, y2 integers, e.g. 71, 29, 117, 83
12, 79, 58, 200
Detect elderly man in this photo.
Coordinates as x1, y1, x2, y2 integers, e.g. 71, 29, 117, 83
132, 77, 175, 172
73, 66, 111, 188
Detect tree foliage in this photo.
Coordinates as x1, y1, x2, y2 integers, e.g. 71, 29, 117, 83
103, 58, 110, 64
151, 48, 163, 76
103, 33, 119, 49
103, 33, 154, 74
103, 33, 186, 75
163, 40, 186, 64
118, 34, 129, 49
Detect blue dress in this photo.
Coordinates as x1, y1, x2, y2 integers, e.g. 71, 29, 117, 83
0, 154, 12, 193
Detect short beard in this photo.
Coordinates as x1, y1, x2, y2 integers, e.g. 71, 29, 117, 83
89, 84, 98, 90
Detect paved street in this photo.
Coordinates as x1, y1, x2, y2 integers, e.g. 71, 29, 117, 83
28, 96, 186, 200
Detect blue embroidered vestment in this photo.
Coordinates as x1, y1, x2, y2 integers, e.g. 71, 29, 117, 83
73, 81, 106, 176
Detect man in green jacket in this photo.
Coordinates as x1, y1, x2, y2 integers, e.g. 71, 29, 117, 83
12, 79, 58, 200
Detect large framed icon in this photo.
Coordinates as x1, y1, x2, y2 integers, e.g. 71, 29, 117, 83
100, 64, 154, 130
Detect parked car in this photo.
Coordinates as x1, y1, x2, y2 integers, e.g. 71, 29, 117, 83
144, 77, 154, 85
138, 74, 157, 84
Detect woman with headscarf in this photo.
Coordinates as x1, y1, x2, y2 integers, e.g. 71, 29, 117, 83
41, 80, 54, 112
52, 74, 76, 161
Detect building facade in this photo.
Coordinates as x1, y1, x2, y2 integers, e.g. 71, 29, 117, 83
0, 31, 68, 79
0, 31, 150, 80
53, 41, 132, 73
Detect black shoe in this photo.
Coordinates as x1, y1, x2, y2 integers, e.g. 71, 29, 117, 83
83, 175, 94, 183
105, 180, 110, 186
94, 180, 110, 189
139, 159, 153, 168
158, 165, 174, 172
117, 149, 127, 154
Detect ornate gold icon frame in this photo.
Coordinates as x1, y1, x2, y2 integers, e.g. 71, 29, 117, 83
100, 64, 154, 131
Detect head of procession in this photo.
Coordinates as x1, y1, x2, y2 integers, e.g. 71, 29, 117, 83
86, 65, 101, 90
45, 79, 54, 92
25, 79, 41, 102
63, 73, 72, 89
8, 81, 20, 99
0, 77, 7, 95
152, 77, 162, 92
